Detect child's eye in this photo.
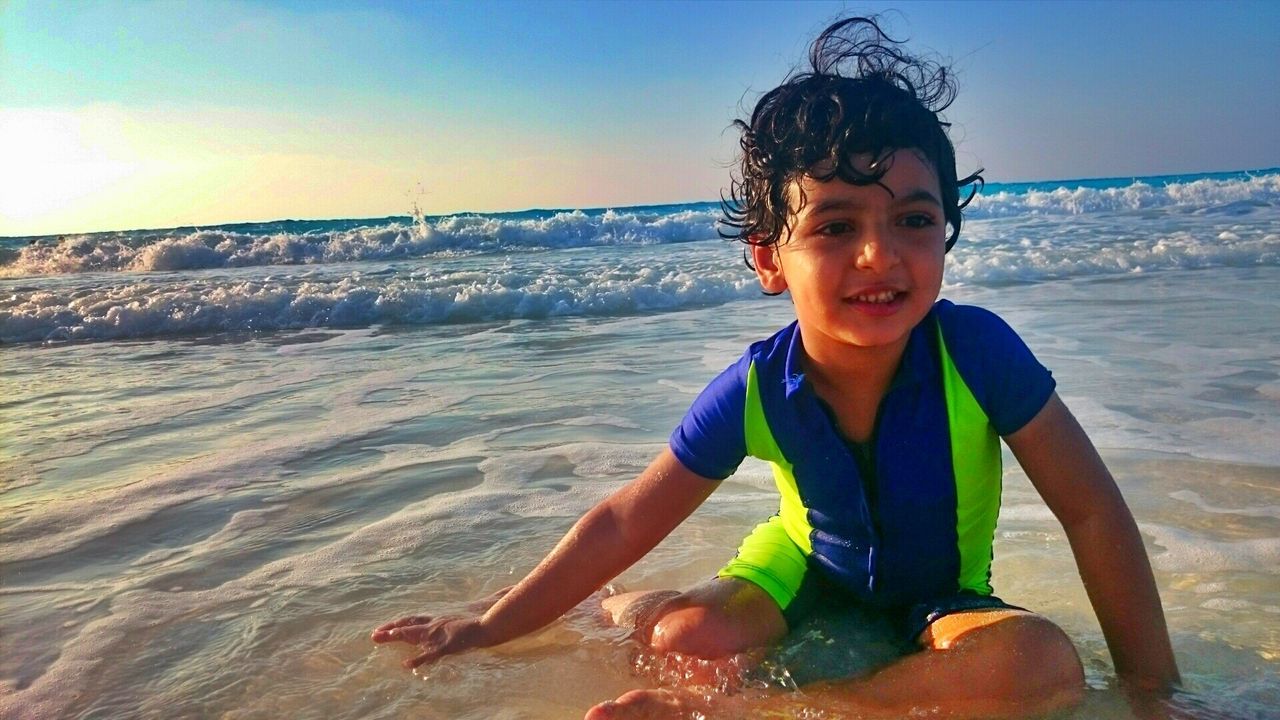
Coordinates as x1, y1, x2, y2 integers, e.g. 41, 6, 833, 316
900, 214, 937, 229
818, 221, 854, 236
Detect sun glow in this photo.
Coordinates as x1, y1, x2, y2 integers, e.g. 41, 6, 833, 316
0, 106, 421, 237
0, 108, 145, 236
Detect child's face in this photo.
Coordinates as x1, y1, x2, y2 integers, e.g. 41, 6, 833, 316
752, 149, 946, 357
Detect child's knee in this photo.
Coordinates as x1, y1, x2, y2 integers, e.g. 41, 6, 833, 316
647, 594, 786, 658
618, 579, 786, 658
929, 611, 1084, 696
988, 615, 1085, 696
648, 605, 749, 658
1016, 616, 1084, 689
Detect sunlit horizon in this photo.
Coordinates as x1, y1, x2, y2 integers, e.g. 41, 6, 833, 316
3, 0, 1278, 237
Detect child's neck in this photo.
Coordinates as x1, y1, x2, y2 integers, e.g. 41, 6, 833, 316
800, 334, 909, 444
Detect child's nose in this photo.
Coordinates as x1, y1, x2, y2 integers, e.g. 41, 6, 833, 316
854, 225, 900, 271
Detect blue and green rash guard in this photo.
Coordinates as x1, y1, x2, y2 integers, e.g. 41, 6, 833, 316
669, 300, 1056, 609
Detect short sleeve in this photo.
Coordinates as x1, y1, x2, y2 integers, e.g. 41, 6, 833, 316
668, 356, 750, 480
937, 303, 1056, 436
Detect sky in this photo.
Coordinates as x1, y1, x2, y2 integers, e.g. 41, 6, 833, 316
2, 0, 1278, 237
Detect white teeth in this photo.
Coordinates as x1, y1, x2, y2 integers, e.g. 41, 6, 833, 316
853, 291, 897, 303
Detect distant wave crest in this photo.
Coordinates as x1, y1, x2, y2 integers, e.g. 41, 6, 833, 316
3, 173, 1277, 278
0, 258, 760, 343
965, 173, 1280, 218
0, 208, 722, 278
3, 171, 1279, 343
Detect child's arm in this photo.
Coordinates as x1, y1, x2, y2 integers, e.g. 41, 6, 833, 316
371, 448, 717, 668
1004, 392, 1181, 691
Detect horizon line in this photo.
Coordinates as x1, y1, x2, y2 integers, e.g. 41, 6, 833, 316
5, 165, 1277, 241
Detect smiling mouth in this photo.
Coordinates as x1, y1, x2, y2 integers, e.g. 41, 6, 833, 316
849, 290, 902, 304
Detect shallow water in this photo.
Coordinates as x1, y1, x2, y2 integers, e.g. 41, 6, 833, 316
3, 261, 1278, 719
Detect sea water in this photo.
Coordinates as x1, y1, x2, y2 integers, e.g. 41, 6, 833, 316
2, 169, 1278, 719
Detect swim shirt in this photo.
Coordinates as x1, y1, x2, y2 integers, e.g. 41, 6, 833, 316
668, 300, 1056, 606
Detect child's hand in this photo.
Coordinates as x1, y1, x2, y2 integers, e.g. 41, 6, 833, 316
370, 614, 491, 668
584, 688, 717, 720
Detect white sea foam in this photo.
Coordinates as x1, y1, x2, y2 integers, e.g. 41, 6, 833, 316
965, 173, 1280, 218
0, 253, 761, 343
2, 173, 1276, 279
2, 172, 1277, 343
947, 227, 1280, 285
1169, 490, 1280, 520
0, 207, 723, 277
1145, 523, 1280, 574
5, 225, 1279, 345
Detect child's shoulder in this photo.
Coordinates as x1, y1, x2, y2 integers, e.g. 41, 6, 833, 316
696, 322, 800, 395
933, 298, 1012, 329
932, 299, 1028, 350
744, 320, 798, 361
932, 299, 1056, 434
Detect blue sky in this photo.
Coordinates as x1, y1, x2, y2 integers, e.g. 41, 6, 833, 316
2, 0, 1278, 235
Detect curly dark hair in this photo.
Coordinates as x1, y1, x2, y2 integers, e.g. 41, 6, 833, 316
720, 15, 982, 262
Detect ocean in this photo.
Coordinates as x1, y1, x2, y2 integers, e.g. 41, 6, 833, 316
2, 168, 1278, 719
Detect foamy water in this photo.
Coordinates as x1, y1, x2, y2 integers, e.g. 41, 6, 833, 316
3, 171, 1279, 345
3, 171, 1279, 719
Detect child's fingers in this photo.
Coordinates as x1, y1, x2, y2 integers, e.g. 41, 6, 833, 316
371, 625, 423, 643
374, 615, 432, 632
404, 647, 443, 669
371, 615, 432, 642
375, 615, 482, 665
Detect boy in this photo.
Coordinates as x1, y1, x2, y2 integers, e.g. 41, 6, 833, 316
372, 16, 1179, 718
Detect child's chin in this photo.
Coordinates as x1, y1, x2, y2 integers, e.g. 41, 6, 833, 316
836, 328, 912, 349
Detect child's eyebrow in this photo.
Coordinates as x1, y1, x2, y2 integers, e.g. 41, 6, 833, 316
803, 188, 943, 217
897, 188, 944, 207
802, 199, 861, 216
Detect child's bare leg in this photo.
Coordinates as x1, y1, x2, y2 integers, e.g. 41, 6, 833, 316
587, 609, 1084, 720
826, 609, 1085, 717
600, 577, 787, 658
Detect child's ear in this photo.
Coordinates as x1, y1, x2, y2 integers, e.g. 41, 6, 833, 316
751, 241, 788, 294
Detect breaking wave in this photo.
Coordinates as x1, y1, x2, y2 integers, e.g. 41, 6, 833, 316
2, 171, 1276, 278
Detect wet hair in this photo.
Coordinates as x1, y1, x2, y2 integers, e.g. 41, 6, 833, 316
720, 15, 982, 262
